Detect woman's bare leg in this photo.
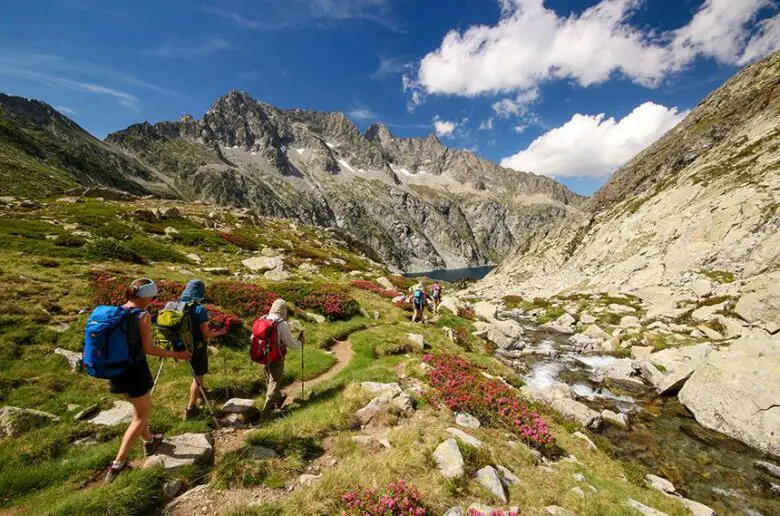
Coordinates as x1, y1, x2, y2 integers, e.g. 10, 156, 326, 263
114, 394, 152, 463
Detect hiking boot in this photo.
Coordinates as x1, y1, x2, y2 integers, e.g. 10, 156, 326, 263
105, 461, 131, 484
183, 406, 200, 421
143, 433, 164, 456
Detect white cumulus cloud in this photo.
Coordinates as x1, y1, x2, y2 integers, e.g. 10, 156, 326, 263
408, 0, 780, 100
500, 102, 687, 178
433, 117, 458, 137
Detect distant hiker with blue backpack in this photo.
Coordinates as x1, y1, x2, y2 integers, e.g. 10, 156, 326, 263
83, 278, 191, 484
250, 298, 303, 416
411, 283, 428, 323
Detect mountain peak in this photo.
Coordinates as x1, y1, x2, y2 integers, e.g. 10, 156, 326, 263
365, 123, 393, 143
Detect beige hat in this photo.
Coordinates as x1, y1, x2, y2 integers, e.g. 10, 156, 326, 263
269, 298, 288, 318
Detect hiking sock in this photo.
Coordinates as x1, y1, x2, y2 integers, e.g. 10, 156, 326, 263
111, 460, 126, 469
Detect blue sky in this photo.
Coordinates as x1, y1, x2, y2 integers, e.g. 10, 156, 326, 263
1, 0, 778, 195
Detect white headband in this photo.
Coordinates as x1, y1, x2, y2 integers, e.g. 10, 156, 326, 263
135, 280, 159, 299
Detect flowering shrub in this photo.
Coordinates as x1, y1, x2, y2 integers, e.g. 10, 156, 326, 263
395, 298, 413, 312
204, 304, 243, 331
387, 275, 416, 290
89, 272, 182, 312
341, 480, 427, 515
423, 353, 554, 447
351, 280, 402, 299
208, 281, 278, 318
457, 306, 476, 320
218, 231, 258, 251
299, 284, 360, 320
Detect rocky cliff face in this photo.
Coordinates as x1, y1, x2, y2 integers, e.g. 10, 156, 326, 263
105, 91, 583, 271
478, 51, 780, 319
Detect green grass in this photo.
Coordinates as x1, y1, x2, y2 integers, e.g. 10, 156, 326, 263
698, 269, 736, 284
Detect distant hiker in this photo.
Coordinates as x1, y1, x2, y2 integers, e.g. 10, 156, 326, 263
250, 299, 302, 415
430, 282, 443, 315
173, 280, 227, 421
85, 278, 191, 484
411, 283, 428, 323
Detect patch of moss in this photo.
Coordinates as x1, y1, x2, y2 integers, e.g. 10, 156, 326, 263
699, 269, 735, 284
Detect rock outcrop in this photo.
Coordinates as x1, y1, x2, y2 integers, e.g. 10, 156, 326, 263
678, 329, 780, 458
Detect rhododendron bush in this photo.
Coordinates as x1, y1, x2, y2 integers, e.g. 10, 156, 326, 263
89, 272, 182, 313
299, 284, 360, 320
204, 304, 242, 332
423, 353, 554, 447
351, 279, 402, 299
341, 479, 427, 515
208, 281, 278, 317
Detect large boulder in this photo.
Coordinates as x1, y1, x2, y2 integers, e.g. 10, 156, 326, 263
241, 256, 284, 272
476, 466, 507, 503
541, 313, 576, 334
648, 343, 712, 373
375, 277, 394, 290
474, 301, 498, 322
446, 427, 483, 448
439, 296, 462, 315
734, 273, 780, 333
433, 438, 465, 479
0, 407, 59, 438
88, 401, 134, 426
54, 348, 82, 371
678, 329, 780, 458
143, 433, 214, 470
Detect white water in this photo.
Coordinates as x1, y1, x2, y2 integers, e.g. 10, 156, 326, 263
524, 362, 563, 390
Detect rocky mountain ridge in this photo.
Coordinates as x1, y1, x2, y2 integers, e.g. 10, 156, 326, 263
0, 91, 583, 272
104, 90, 583, 271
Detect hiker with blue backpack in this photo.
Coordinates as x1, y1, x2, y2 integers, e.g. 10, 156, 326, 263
411, 282, 429, 323
83, 278, 191, 484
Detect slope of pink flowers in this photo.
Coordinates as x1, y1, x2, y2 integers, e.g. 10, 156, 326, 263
423, 353, 554, 447
342, 480, 427, 515
351, 279, 402, 299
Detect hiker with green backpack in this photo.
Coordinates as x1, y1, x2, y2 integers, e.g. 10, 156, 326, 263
82, 278, 191, 484
155, 280, 227, 420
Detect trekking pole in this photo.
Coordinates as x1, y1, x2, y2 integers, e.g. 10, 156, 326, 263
151, 358, 165, 394
301, 339, 305, 400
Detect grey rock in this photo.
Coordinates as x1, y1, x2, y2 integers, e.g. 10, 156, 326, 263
444, 508, 464, 516
143, 433, 213, 471
541, 313, 576, 334
468, 504, 497, 515
407, 333, 426, 351
656, 362, 697, 395
609, 303, 637, 314
570, 486, 585, 497
355, 397, 390, 425
496, 464, 520, 486
601, 409, 629, 428
645, 474, 676, 494
264, 265, 291, 281
679, 329, 780, 457
625, 498, 669, 516
455, 412, 481, 429
375, 277, 394, 289
88, 401, 134, 426
476, 466, 507, 503
73, 404, 99, 421
573, 431, 597, 450
245, 445, 279, 460
299, 473, 322, 487
546, 506, 574, 515
620, 316, 641, 328
474, 301, 498, 322
677, 497, 716, 516
221, 398, 258, 415
54, 348, 82, 371
433, 438, 465, 479
361, 382, 402, 398
0, 407, 60, 438
755, 460, 780, 479
634, 359, 665, 388
202, 267, 230, 275
446, 427, 483, 448
572, 472, 586, 482
389, 393, 414, 416
241, 256, 283, 272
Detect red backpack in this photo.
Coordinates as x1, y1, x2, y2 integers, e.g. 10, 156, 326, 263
250, 318, 284, 364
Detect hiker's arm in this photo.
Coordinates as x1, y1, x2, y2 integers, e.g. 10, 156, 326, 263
199, 322, 227, 340
279, 322, 301, 350
139, 313, 190, 360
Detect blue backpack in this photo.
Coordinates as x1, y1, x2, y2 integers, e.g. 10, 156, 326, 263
83, 306, 143, 379
413, 289, 425, 309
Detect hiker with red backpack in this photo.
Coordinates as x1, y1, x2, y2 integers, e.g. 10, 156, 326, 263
83, 278, 191, 484
250, 298, 303, 416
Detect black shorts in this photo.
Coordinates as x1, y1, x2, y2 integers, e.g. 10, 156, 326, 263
109, 359, 153, 399
191, 344, 208, 376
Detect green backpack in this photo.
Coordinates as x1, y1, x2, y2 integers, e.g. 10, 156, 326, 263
155, 301, 196, 352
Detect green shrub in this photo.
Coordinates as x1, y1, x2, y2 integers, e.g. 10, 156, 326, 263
173, 229, 227, 248
128, 235, 187, 263
86, 238, 145, 264
94, 222, 134, 240
53, 233, 86, 248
